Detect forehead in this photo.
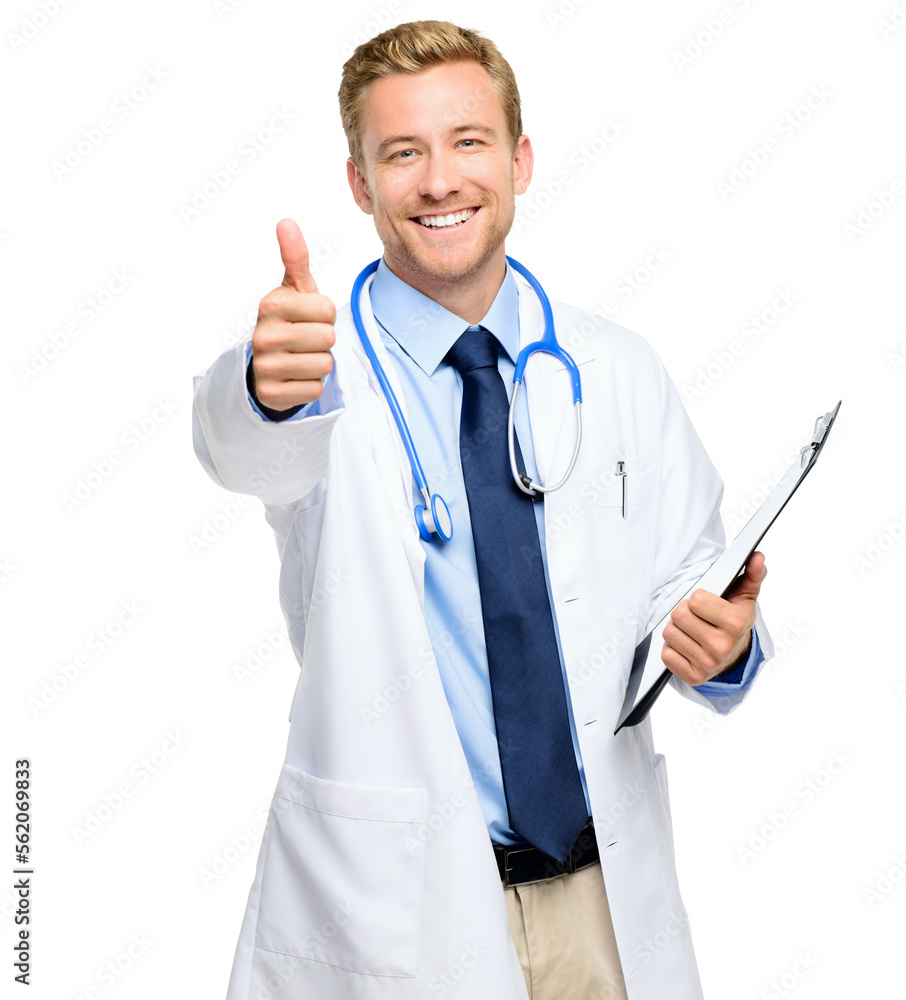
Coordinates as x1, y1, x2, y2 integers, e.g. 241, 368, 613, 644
358, 61, 505, 154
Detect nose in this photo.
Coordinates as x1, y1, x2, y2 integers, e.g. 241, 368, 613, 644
417, 148, 462, 203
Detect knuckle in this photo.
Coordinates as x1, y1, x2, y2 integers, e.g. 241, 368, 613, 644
253, 354, 278, 380
252, 327, 276, 354
315, 294, 336, 324
258, 289, 284, 319
255, 384, 279, 408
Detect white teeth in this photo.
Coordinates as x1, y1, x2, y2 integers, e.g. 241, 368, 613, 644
416, 208, 476, 228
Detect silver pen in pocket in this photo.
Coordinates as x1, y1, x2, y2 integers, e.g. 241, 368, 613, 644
617, 461, 627, 518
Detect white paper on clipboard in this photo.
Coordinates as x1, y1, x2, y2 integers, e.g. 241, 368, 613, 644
614, 401, 842, 734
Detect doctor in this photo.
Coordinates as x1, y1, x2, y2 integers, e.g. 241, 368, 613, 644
193, 19, 770, 1000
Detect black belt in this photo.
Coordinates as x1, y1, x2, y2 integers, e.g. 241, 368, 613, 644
494, 820, 599, 887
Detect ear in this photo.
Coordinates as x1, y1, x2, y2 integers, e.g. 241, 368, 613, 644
347, 157, 374, 215
512, 134, 534, 197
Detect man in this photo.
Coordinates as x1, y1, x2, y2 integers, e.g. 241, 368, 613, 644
193, 19, 771, 1000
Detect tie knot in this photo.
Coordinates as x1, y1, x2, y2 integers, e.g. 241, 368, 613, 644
445, 325, 500, 375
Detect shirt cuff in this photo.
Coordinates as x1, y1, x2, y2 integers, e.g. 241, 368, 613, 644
692, 627, 763, 694
245, 341, 320, 422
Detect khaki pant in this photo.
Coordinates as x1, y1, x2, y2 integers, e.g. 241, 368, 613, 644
502, 861, 629, 1000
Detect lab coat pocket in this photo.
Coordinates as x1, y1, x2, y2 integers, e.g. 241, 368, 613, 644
592, 465, 660, 621
254, 764, 427, 978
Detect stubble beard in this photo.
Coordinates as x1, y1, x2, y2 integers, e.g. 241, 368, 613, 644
376, 194, 516, 288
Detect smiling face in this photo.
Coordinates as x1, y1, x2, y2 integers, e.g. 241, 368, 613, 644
347, 60, 533, 299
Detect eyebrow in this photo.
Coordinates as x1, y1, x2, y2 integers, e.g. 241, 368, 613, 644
375, 123, 499, 158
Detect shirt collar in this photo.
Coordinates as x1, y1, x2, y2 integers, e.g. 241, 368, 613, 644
369, 256, 520, 376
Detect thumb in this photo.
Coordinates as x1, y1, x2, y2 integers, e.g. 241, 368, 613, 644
724, 550, 767, 605
276, 218, 319, 294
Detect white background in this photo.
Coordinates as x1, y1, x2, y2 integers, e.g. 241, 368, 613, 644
3, 0, 905, 997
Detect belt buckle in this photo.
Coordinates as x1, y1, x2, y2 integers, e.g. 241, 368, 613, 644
501, 845, 536, 888
501, 845, 573, 888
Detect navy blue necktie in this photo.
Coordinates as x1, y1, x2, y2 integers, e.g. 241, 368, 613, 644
446, 325, 588, 863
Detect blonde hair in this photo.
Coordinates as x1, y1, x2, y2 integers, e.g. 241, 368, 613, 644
338, 20, 523, 167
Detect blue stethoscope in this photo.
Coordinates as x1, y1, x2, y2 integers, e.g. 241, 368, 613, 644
350, 256, 583, 542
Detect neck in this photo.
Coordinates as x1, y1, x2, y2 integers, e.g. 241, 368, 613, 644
383, 250, 507, 325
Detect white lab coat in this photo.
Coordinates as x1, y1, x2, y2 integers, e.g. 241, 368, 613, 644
193, 269, 771, 1000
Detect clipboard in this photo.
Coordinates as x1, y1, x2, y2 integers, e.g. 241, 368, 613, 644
614, 400, 841, 734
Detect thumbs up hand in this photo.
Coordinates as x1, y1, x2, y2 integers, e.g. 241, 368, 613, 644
250, 219, 336, 411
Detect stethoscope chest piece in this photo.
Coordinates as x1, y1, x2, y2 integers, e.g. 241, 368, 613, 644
415, 491, 453, 542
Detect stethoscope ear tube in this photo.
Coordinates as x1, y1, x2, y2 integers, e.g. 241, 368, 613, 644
353, 259, 454, 541
508, 380, 583, 495
351, 255, 585, 539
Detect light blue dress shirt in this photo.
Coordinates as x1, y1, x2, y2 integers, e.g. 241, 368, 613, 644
248, 257, 762, 846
